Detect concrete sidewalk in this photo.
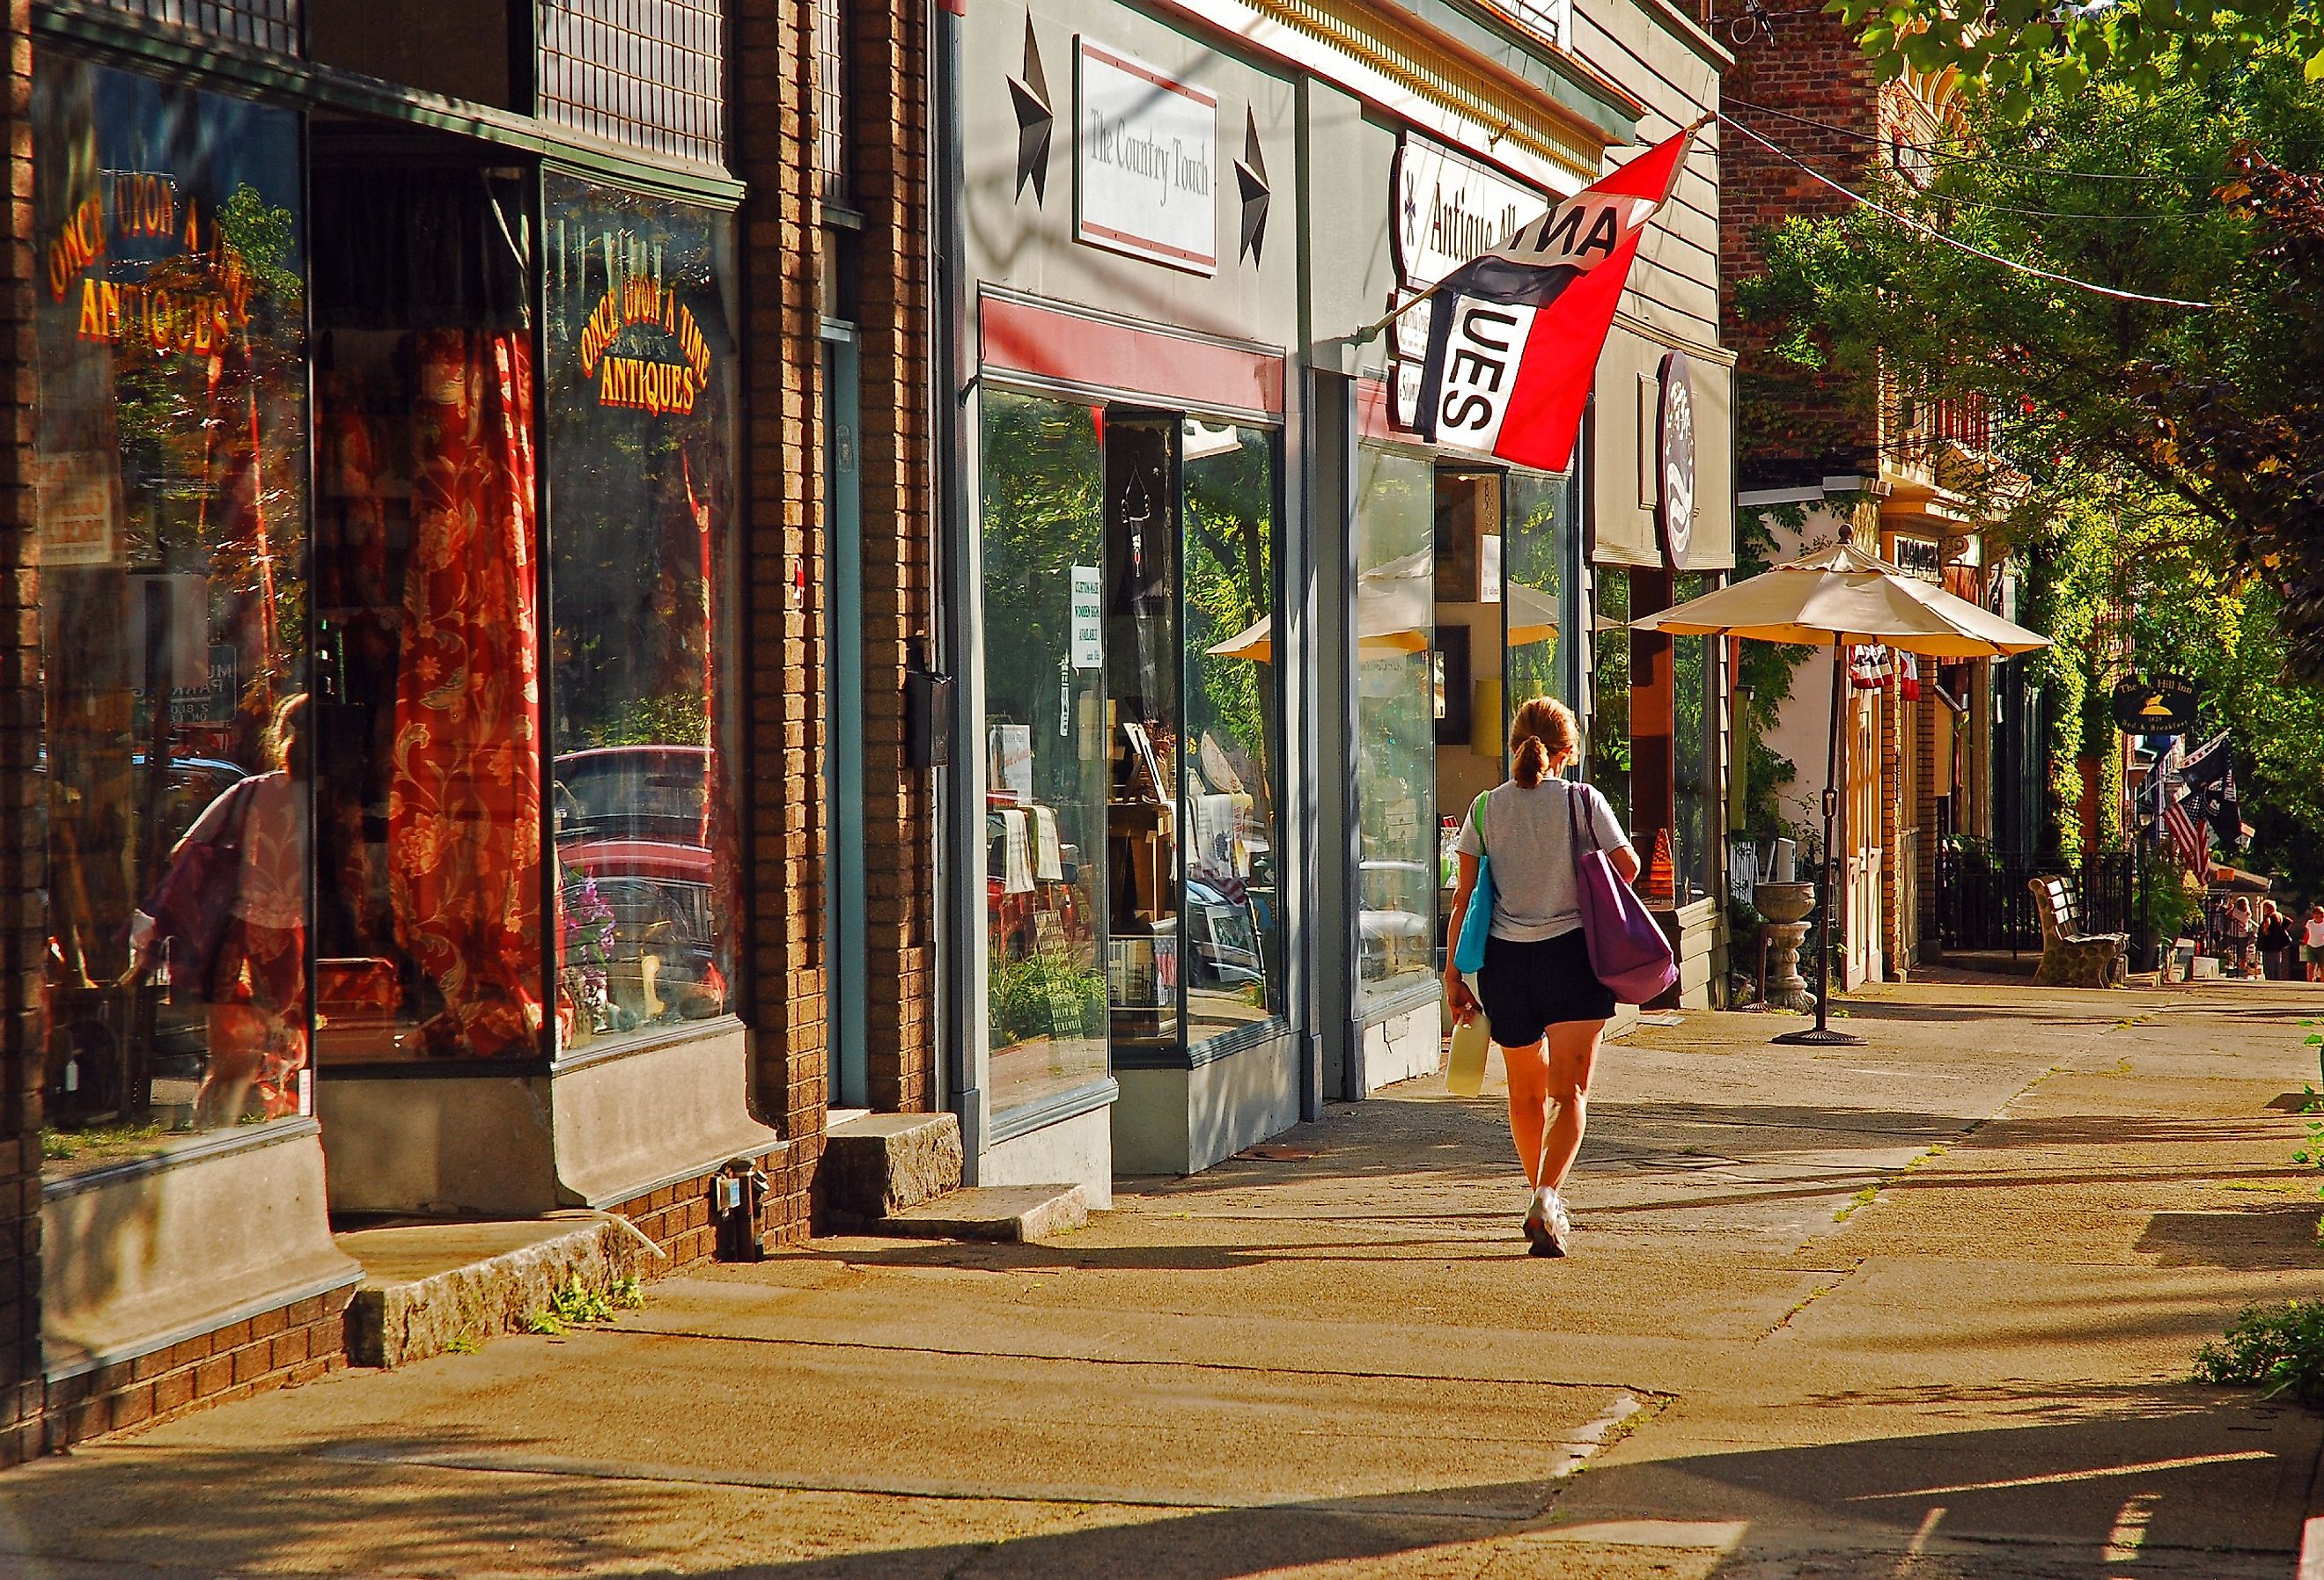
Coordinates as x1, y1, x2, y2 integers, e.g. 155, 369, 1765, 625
8, 978, 2323, 1578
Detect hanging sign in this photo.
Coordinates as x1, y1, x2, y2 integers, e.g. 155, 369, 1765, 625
1075, 40, 1217, 275
2111, 672, 2197, 734
576, 274, 714, 415
1656, 350, 1696, 569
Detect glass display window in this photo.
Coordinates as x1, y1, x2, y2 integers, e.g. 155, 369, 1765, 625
979, 391, 1111, 1113
1177, 421, 1281, 1051
1590, 567, 1632, 830
1672, 570, 1716, 904
308, 143, 545, 1063
543, 178, 739, 1055
32, 56, 312, 1171
1352, 442, 1436, 1006
1502, 469, 1581, 718
976, 393, 1286, 1109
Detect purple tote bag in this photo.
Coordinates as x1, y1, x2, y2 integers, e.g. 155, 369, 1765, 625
1567, 784, 1678, 1004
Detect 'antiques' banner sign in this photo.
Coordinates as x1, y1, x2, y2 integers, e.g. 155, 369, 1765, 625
1075, 40, 1217, 275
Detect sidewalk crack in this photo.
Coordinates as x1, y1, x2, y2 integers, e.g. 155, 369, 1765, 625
1761, 1257, 1865, 1338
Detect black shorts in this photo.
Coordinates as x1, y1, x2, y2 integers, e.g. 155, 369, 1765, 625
1477, 929, 1614, 1047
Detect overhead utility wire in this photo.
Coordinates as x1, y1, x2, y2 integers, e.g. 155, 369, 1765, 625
1725, 96, 2189, 182
1717, 112, 2218, 308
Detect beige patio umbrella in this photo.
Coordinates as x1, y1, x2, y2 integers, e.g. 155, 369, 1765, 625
1209, 561, 1558, 661
1629, 526, 2048, 1045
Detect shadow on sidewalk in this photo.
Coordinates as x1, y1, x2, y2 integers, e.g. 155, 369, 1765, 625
4, 1391, 2303, 1579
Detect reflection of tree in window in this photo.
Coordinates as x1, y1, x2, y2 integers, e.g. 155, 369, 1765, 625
1673, 570, 1711, 903
1591, 569, 1631, 828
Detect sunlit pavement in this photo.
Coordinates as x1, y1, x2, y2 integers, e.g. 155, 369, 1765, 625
5, 976, 2321, 1579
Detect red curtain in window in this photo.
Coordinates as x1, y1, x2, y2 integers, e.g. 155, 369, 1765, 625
387, 330, 544, 1056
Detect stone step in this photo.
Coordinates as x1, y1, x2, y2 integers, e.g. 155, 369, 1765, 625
822, 1112, 964, 1222
864, 1184, 1089, 1244
335, 1213, 661, 1369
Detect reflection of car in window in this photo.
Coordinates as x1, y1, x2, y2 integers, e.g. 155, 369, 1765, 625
553, 746, 721, 1017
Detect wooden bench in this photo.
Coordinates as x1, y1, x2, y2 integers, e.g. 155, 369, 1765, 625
2027, 876, 2129, 988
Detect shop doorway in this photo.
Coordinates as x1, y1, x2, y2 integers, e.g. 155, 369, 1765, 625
1433, 470, 1503, 961
824, 336, 866, 1109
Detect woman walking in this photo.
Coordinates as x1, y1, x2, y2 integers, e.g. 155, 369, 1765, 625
2305, 904, 2324, 984
1443, 697, 1638, 1257
2259, 900, 2294, 981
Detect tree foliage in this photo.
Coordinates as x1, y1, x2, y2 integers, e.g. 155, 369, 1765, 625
1829, 0, 2324, 122
1737, 50, 2324, 676
1739, 52, 2324, 890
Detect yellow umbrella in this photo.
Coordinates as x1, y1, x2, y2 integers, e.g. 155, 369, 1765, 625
1629, 527, 2048, 1045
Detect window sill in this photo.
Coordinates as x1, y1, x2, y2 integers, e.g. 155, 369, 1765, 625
988, 1077, 1119, 1147
43, 1115, 322, 1204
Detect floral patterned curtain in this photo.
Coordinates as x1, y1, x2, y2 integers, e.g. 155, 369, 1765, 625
387, 330, 544, 1055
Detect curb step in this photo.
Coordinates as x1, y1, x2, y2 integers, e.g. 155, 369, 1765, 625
863, 1184, 1090, 1243
336, 1214, 659, 1369
823, 1112, 964, 1219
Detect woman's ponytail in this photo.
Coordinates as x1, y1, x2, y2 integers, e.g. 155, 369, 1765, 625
1512, 735, 1549, 789
1507, 696, 1578, 790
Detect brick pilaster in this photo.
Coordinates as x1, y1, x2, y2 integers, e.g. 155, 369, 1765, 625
1, 0, 44, 1468
734, 0, 828, 1245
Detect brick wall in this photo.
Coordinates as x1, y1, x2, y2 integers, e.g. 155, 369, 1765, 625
1711, 0, 1879, 474
44, 1290, 349, 1451
846, 0, 937, 1114
1, 0, 42, 1472
734, 0, 829, 1246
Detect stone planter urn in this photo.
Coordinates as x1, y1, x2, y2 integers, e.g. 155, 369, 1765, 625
1753, 881, 1819, 1012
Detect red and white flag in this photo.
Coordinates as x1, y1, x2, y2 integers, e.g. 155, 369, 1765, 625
1415, 122, 1701, 472
2161, 784, 2212, 885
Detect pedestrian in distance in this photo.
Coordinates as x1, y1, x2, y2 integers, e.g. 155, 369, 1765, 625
2259, 900, 2295, 981
2224, 895, 2254, 978
1443, 696, 1639, 1258
2305, 904, 2324, 984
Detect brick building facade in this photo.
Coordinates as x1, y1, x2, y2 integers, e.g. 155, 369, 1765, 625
1715, 2, 2010, 978
0, 0, 838, 1461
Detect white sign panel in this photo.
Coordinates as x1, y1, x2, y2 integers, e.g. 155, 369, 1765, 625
1070, 565, 1103, 669
1394, 136, 1546, 290
1076, 40, 1217, 275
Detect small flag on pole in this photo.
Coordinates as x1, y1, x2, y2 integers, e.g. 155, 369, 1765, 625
1415, 122, 1701, 473
2162, 785, 2212, 885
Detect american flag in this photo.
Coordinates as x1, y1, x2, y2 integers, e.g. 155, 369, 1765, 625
2161, 784, 2212, 884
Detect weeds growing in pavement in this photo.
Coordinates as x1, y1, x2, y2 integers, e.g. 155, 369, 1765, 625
527, 1275, 645, 1335
2194, 1301, 2324, 1405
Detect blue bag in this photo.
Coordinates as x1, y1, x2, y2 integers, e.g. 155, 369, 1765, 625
1452, 790, 1495, 974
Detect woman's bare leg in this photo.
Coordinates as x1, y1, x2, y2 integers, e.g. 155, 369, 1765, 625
1537, 1018, 1607, 1192
1501, 1038, 1551, 1187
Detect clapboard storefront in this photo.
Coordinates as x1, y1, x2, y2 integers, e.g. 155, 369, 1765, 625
5, 0, 817, 1456
932, 0, 1721, 1191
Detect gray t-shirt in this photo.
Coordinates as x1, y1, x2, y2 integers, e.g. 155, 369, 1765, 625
1455, 779, 1633, 942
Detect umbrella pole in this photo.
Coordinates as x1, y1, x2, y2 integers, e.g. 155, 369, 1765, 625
1776, 639, 1866, 1047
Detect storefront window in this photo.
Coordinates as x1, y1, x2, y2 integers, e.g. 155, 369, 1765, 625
33, 58, 311, 1169
1590, 568, 1631, 828
980, 392, 1110, 1113
309, 149, 543, 1062
1180, 423, 1282, 1051
544, 179, 739, 1055
1502, 469, 1579, 717
1672, 570, 1715, 904
1353, 443, 1435, 1006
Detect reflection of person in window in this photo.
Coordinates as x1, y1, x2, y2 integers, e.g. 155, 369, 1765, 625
127, 694, 310, 1128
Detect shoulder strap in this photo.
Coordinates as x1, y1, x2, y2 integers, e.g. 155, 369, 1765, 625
1567, 779, 1601, 854
1470, 790, 1492, 855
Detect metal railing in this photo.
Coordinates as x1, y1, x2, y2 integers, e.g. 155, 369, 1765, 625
1934, 839, 2135, 953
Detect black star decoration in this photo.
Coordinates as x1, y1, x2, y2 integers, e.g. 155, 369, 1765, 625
1236, 109, 1271, 263
1009, 17, 1054, 205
